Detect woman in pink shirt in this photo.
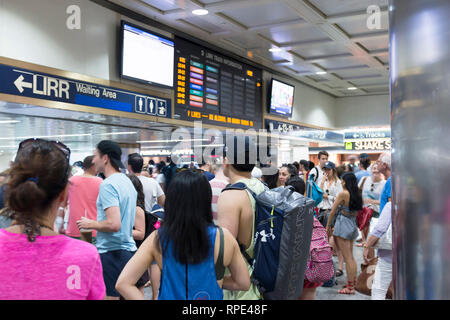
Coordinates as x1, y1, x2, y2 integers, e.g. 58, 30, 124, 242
0, 138, 105, 300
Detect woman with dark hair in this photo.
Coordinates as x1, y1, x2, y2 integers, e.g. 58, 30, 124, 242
0, 139, 105, 299
299, 160, 309, 181
126, 174, 151, 296
278, 164, 297, 187
325, 172, 362, 294
262, 167, 280, 189
286, 176, 306, 195
116, 169, 250, 300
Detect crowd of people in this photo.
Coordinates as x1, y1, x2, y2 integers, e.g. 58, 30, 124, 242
259, 151, 392, 299
0, 138, 392, 300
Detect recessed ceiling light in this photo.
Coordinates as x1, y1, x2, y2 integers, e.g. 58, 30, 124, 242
316, 71, 327, 75
348, 87, 358, 90
269, 47, 283, 53
192, 9, 208, 15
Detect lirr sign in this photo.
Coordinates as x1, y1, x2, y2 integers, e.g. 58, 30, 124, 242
0, 64, 171, 118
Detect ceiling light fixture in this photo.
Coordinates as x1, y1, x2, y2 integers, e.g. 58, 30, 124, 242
316, 71, 327, 75
192, 9, 208, 15
348, 87, 358, 90
0, 133, 92, 140
269, 47, 283, 53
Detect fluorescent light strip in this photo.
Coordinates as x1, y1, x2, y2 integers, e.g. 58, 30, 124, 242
141, 146, 167, 149
137, 139, 208, 143
0, 134, 92, 140
0, 120, 20, 124
98, 132, 137, 136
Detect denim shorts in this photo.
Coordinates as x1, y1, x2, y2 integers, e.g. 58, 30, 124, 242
333, 213, 359, 241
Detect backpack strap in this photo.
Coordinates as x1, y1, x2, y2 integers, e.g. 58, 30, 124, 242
222, 182, 258, 201
359, 176, 368, 193
215, 227, 225, 280
239, 243, 253, 266
222, 182, 247, 192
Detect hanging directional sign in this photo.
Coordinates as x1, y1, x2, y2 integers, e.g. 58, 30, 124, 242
265, 119, 344, 144
0, 64, 171, 118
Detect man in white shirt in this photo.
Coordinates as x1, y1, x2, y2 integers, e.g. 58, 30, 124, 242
127, 153, 165, 211
309, 150, 328, 183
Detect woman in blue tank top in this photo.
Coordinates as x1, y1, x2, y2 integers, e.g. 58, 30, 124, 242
116, 169, 250, 300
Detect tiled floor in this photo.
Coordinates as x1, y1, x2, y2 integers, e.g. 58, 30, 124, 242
316, 244, 371, 300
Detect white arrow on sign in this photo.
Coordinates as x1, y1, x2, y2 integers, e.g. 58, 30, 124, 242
14, 75, 33, 93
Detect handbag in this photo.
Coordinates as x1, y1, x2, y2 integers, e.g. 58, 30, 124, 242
355, 258, 393, 299
356, 207, 373, 230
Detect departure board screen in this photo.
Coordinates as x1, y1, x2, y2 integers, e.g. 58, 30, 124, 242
174, 36, 262, 129
121, 22, 174, 88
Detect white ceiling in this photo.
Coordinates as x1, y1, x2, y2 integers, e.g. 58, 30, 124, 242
108, 0, 390, 97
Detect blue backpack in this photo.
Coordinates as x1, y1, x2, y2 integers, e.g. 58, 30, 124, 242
222, 183, 315, 300
306, 173, 323, 207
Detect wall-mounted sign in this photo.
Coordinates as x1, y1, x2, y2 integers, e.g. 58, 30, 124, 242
0, 64, 171, 118
174, 36, 262, 129
344, 130, 391, 140
344, 138, 391, 151
265, 119, 343, 144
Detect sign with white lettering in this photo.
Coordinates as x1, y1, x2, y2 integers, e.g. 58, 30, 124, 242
344, 138, 391, 151
0, 64, 171, 118
265, 119, 343, 144
344, 130, 391, 140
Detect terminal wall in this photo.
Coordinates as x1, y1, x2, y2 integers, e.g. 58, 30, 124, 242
0, 0, 172, 94
0, 0, 387, 131
0, 0, 117, 80
263, 71, 336, 129
334, 95, 390, 128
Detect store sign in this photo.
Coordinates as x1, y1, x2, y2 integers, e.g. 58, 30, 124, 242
345, 138, 391, 151
0, 64, 171, 118
265, 119, 343, 144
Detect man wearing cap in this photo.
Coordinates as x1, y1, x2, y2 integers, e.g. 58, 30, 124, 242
355, 153, 371, 183
77, 140, 137, 300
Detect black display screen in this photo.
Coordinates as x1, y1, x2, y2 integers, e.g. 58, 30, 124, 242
174, 36, 262, 129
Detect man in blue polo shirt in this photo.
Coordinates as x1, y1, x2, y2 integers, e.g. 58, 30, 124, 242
77, 140, 137, 300
377, 152, 392, 212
